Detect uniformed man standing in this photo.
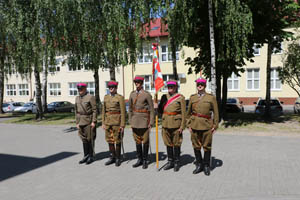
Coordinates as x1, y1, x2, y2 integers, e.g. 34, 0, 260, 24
158, 80, 186, 172
75, 83, 97, 165
128, 76, 154, 169
186, 78, 219, 176
102, 81, 126, 167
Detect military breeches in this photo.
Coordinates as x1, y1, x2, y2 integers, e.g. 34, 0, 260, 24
132, 128, 149, 144
190, 129, 212, 151
162, 128, 183, 147
78, 124, 96, 143
105, 125, 122, 144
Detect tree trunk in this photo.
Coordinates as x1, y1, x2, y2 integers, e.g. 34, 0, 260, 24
0, 49, 4, 114
34, 63, 43, 120
171, 38, 179, 80
265, 42, 272, 118
93, 67, 101, 114
109, 65, 116, 81
42, 52, 48, 113
221, 74, 229, 120
208, 0, 217, 96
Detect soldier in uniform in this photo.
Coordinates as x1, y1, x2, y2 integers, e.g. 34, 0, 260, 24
186, 78, 219, 176
102, 81, 126, 167
75, 83, 97, 165
128, 76, 154, 169
157, 80, 186, 172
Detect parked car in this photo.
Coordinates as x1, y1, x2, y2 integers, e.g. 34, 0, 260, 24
2, 102, 24, 113
254, 98, 283, 116
13, 102, 37, 113
47, 101, 75, 113
226, 98, 244, 113
294, 97, 300, 114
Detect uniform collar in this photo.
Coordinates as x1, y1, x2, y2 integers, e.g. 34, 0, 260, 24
79, 92, 88, 98
136, 88, 144, 94
198, 92, 206, 97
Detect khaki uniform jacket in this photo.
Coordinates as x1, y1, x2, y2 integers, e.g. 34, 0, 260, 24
128, 89, 154, 128
186, 92, 219, 130
102, 94, 126, 127
75, 93, 97, 126
161, 93, 186, 130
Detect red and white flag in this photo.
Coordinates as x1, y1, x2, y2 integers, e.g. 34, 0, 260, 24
152, 43, 164, 92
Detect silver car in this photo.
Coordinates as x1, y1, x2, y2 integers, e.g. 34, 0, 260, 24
294, 97, 300, 114
2, 102, 24, 113
13, 102, 37, 113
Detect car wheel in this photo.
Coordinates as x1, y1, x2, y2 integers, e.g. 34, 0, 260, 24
53, 110, 57, 113
27, 110, 32, 113
70, 108, 74, 113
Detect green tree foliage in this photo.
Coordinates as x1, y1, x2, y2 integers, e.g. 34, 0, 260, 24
279, 29, 300, 97
246, 0, 299, 118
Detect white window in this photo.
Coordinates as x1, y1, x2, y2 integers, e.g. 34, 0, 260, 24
6, 84, 16, 96
247, 69, 260, 90
49, 83, 61, 96
161, 45, 179, 62
86, 82, 95, 96
69, 82, 78, 96
105, 82, 110, 95
138, 46, 153, 64
227, 73, 239, 91
206, 80, 212, 92
18, 84, 29, 96
143, 75, 154, 92
271, 68, 282, 90
253, 44, 260, 56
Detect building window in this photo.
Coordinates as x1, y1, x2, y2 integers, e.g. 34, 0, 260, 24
161, 45, 179, 62
138, 46, 153, 64
6, 84, 16, 96
105, 82, 110, 95
162, 74, 182, 92
18, 84, 29, 96
49, 83, 61, 96
271, 68, 282, 90
69, 82, 78, 96
86, 82, 95, 96
143, 75, 154, 92
253, 44, 260, 56
247, 69, 260, 90
227, 73, 239, 91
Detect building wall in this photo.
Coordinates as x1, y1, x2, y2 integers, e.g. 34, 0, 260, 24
3, 30, 299, 105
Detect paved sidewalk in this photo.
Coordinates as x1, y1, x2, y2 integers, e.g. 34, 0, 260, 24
0, 123, 300, 200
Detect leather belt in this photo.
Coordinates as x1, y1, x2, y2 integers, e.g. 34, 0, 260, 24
192, 113, 211, 119
107, 111, 120, 114
133, 109, 149, 113
163, 112, 181, 115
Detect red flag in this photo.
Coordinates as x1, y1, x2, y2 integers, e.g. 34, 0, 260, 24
152, 43, 164, 92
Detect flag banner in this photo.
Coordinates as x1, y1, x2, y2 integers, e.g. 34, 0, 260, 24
152, 43, 164, 92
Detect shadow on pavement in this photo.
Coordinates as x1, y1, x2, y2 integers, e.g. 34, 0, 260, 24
94, 151, 111, 161
180, 154, 195, 167
0, 152, 78, 182
211, 156, 223, 171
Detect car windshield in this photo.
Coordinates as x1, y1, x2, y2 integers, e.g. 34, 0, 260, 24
258, 100, 280, 106
227, 99, 237, 103
3, 103, 9, 107
23, 103, 33, 107
48, 102, 57, 106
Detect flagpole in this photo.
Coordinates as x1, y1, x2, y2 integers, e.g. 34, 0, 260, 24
155, 93, 159, 171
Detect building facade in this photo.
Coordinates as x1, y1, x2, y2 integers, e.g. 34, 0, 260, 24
3, 27, 299, 105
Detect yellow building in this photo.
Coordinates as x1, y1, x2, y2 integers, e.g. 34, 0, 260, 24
3, 25, 299, 105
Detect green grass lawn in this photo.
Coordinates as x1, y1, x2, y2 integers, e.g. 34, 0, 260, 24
3, 112, 76, 125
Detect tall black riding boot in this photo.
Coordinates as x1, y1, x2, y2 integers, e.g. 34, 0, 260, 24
86, 141, 94, 165
105, 143, 116, 165
79, 142, 89, 164
174, 146, 181, 172
193, 149, 203, 174
164, 146, 174, 170
142, 143, 149, 169
132, 144, 143, 168
115, 143, 122, 167
203, 151, 211, 176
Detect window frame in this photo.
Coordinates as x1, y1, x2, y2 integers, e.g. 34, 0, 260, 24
246, 68, 260, 91
227, 73, 240, 91
49, 83, 62, 96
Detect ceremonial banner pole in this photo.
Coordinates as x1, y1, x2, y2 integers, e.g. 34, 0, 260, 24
152, 43, 164, 171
